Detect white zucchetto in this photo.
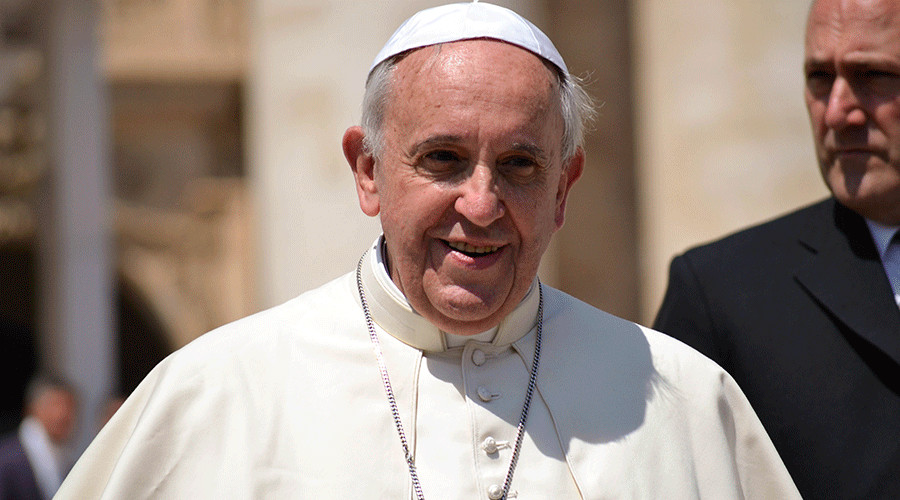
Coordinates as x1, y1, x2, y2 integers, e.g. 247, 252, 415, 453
370, 1, 567, 75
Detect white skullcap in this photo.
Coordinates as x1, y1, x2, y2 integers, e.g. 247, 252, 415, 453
370, 1, 567, 75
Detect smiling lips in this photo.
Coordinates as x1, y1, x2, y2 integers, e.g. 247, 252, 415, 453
447, 240, 500, 256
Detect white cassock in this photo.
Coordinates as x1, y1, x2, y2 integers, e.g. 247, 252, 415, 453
57, 237, 800, 499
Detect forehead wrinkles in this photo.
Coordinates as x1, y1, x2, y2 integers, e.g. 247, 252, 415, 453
389, 41, 558, 121
807, 0, 897, 49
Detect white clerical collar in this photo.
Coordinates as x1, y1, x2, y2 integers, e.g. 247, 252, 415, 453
361, 236, 539, 352
865, 219, 900, 259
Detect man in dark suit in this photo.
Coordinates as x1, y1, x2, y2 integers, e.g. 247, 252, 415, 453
654, 0, 900, 498
0, 376, 77, 500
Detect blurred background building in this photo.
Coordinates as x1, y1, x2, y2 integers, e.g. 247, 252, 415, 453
0, 0, 826, 453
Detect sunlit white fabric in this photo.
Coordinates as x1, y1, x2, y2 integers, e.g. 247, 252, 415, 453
57, 238, 800, 499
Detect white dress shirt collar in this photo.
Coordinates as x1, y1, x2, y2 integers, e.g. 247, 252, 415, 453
865, 219, 900, 306
865, 219, 900, 259
18, 416, 65, 499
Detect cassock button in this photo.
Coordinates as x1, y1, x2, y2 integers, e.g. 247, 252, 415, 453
487, 484, 504, 499
477, 386, 499, 402
482, 436, 499, 454
472, 349, 487, 366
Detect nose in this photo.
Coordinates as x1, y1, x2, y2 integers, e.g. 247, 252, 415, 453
454, 165, 505, 227
824, 77, 866, 129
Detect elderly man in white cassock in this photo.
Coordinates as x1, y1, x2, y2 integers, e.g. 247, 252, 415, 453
56, 3, 800, 499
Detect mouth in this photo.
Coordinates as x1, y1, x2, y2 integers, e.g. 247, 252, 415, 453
829, 142, 884, 156
826, 145, 878, 161
445, 240, 501, 258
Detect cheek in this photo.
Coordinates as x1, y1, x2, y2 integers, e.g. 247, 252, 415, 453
807, 104, 827, 135
509, 193, 558, 246
378, 174, 427, 222
380, 185, 449, 247
878, 106, 900, 147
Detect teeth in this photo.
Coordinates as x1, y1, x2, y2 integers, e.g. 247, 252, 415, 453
448, 241, 499, 255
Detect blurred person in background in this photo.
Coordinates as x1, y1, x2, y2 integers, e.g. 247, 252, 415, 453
0, 375, 77, 500
654, 0, 900, 497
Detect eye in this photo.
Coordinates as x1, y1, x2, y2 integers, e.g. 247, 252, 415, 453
806, 70, 833, 81
851, 68, 900, 97
416, 149, 467, 179
862, 69, 899, 79
503, 156, 535, 168
805, 69, 834, 97
498, 155, 540, 183
859, 69, 900, 90
426, 150, 460, 162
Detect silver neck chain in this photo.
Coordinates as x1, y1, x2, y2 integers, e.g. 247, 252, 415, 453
356, 255, 543, 500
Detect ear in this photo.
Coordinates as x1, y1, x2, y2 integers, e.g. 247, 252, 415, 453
555, 146, 584, 229
343, 126, 380, 217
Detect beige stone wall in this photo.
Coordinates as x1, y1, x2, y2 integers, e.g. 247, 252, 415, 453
101, 0, 247, 81
549, 0, 640, 321
633, 1, 829, 322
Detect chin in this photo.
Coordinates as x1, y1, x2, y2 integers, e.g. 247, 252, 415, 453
430, 298, 508, 334
436, 315, 503, 336
442, 300, 502, 325
836, 194, 900, 224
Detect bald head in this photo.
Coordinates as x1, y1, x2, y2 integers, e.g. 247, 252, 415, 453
803, 0, 900, 224
807, 0, 896, 39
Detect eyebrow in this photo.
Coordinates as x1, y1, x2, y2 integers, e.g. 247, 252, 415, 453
509, 142, 550, 162
805, 54, 900, 70
410, 135, 463, 151
406, 136, 551, 162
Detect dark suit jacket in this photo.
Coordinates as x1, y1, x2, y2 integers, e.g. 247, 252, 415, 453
654, 198, 900, 500
0, 433, 42, 500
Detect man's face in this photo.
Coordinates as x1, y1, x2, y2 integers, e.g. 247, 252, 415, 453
353, 40, 581, 335
804, 0, 900, 224
31, 388, 77, 445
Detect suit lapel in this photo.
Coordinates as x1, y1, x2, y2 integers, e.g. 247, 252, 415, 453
794, 200, 900, 367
